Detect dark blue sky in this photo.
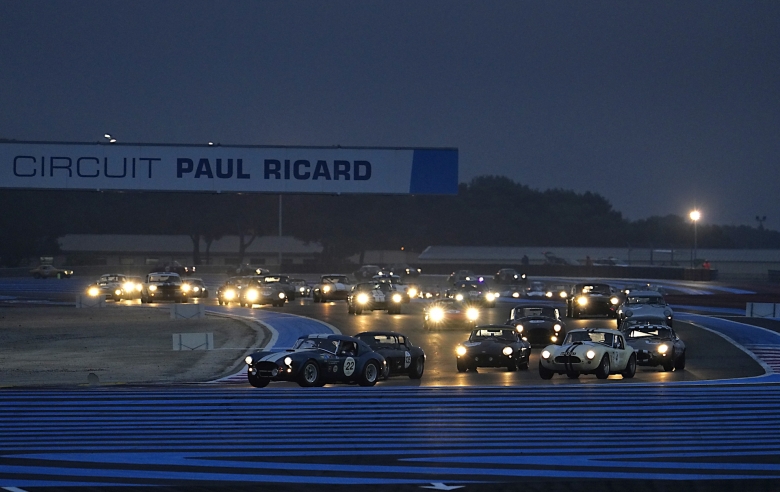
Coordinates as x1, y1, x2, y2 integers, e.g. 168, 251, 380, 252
2, 1, 778, 229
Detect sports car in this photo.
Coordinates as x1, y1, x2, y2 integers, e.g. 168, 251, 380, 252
186, 277, 209, 298
621, 321, 686, 371
448, 281, 498, 307
141, 272, 189, 303
245, 334, 387, 388
447, 270, 483, 284
565, 283, 620, 319
423, 299, 480, 330
524, 281, 547, 299
616, 290, 674, 328
347, 282, 404, 315
240, 279, 287, 307
121, 276, 143, 300
388, 263, 421, 278
545, 284, 569, 300
290, 278, 312, 297
312, 274, 352, 302
30, 264, 73, 279
372, 274, 413, 302
259, 275, 296, 301
506, 304, 565, 346
455, 325, 531, 372
494, 268, 527, 285
355, 331, 425, 379
217, 276, 251, 306
95, 273, 128, 301
538, 328, 637, 380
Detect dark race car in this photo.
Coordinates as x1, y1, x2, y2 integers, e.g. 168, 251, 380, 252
240, 279, 287, 307
506, 304, 566, 346
347, 282, 405, 315
423, 298, 480, 330
448, 281, 498, 308
494, 268, 527, 285
447, 270, 483, 284
245, 334, 387, 388
259, 275, 297, 301
217, 276, 251, 306
621, 320, 686, 372
455, 325, 531, 372
566, 283, 621, 319
354, 331, 425, 379
141, 272, 189, 303
186, 277, 209, 298
312, 274, 352, 302
290, 278, 312, 298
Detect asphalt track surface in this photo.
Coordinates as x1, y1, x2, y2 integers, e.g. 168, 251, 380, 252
2, 275, 780, 491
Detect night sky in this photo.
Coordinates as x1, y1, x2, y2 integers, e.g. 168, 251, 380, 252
2, 1, 778, 229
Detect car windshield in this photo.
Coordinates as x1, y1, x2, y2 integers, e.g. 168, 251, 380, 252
471, 329, 516, 342
293, 337, 339, 354
290, 280, 306, 286
356, 333, 397, 348
627, 296, 665, 305
148, 275, 181, 284
516, 307, 555, 318
263, 276, 289, 283
323, 276, 349, 284
565, 331, 614, 346
627, 327, 673, 338
101, 275, 125, 282
580, 284, 611, 295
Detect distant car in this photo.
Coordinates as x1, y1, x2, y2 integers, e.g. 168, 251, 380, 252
447, 270, 483, 284
448, 281, 498, 308
186, 277, 209, 298
121, 276, 144, 300
494, 268, 527, 285
616, 291, 674, 328
347, 282, 405, 315
233, 264, 270, 276
545, 284, 569, 300
260, 275, 296, 300
538, 328, 637, 380
524, 281, 547, 300
621, 320, 686, 371
593, 257, 628, 267
354, 331, 425, 379
423, 299, 480, 330
150, 261, 194, 276
240, 279, 287, 307
216, 276, 249, 306
565, 283, 620, 319
141, 272, 189, 303
96, 273, 128, 301
506, 304, 565, 346
290, 278, 312, 298
498, 284, 526, 299
388, 263, 421, 278
30, 264, 73, 279
354, 265, 381, 280
455, 325, 531, 372
245, 334, 386, 388
372, 274, 413, 302
312, 274, 352, 302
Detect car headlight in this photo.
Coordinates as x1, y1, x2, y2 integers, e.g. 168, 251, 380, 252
586, 350, 596, 360
135, 283, 142, 292
560, 291, 567, 298
551, 336, 558, 343
466, 307, 479, 321
407, 287, 418, 298
577, 297, 588, 306
246, 289, 259, 301
485, 293, 496, 301
503, 346, 513, 356
625, 309, 633, 318
149, 285, 157, 292
299, 287, 305, 293
181, 284, 191, 292
541, 350, 551, 359
610, 297, 619, 305
123, 282, 135, 292
224, 289, 236, 300
456, 346, 467, 356
658, 344, 669, 354
515, 324, 523, 333
114, 289, 122, 296
278, 292, 286, 299
322, 285, 331, 293
455, 293, 464, 301
357, 293, 369, 304
284, 356, 293, 366
392, 293, 402, 303
87, 286, 100, 297
546, 292, 553, 298
193, 286, 200, 292
553, 324, 562, 332
429, 307, 444, 322
245, 356, 253, 365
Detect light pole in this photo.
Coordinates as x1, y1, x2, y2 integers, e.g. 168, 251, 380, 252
689, 210, 701, 267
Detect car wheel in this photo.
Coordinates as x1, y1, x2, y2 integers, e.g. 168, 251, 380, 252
622, 353, 637, 378
408, 357, 425, 379
348, 304, 354, 314
566, 371, 580, 379
521, 359, 530, 370
298, 361, 321, 387
355, 307, 363, 315
595, 355, 611, 379
274, 301, 284, 307
507, 359, 518, 372
456, 359, 468, 372
675, 351, 686, 370
662, 352, 675, 372
539, 362, 554, 380
141, 296, 147, 304
218, 300, 223, 306
358, 360, 380, 386
248, 373, 270, 388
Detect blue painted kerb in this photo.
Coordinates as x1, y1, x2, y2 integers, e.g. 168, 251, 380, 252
410, 149, 458, 194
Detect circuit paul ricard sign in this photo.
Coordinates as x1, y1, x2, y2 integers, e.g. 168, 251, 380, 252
0, 141, 458, 195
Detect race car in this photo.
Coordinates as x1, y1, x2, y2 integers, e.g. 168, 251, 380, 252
259, 275, 297, 301
566, 283, 621, 319
423, 299, 480, 330
95, 273, 128, 301
494, 268, 527, 285
621, 320, 686, 371
354, 331, 425, 379
121, 276, 144, 300
217, 276, 251, 306
538, 328, 637, 380
245, 334, 386, 388
186, 277, 209, 298
290, 278, 312, 297
506, 304, 565, 346
371, 274, 413, 302
447, 270, 483, 284
347, 282, 404, 315
240, 279, 287, 307
140, 272, 190, 303
312, 274, 351, 302
524, 281, 547, 299
455, 325, 531, 372
30, 264, 73, 279
616, 291, 674, 328
447, 281, 498, 308
545, 284, 569, 300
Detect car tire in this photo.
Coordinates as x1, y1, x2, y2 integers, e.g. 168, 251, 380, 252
507, 360, 518, 372
408, 357, 425, 379
622, 353, 637, 378
248, 373, 270, 388
348, 304, 354, 314
358, 360, 380, 387
676, 351, 686, 370
141, 296, 147, 304
521, 359, 530, 370
457, 359, 468, 373
298, 360, 321, 387
355, 307, 363, 315
595, 355, 611, 379
662, 352, 675, 372
539, 362, 554, 380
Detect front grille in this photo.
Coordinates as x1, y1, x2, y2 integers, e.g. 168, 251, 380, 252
555, 355, 582, 364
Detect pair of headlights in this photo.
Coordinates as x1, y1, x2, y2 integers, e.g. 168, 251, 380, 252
456, 346, 514, 356
541, 349, 597, 360
245, 355, 294, 366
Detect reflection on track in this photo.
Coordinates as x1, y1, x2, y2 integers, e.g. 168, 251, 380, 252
2, 383, 780, 488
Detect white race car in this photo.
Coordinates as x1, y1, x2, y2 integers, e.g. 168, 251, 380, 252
616, 291, 673, 328
539, 328, 637, 380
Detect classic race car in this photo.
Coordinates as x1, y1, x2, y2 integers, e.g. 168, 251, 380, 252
290, 278, 312, 297
260, 275, 297, 301
494, 268, 527, 285
621, 320, 686, 371
240, 279, 287, 307
539, 328, 637, 380
455, 325, 531, 372
355, 331, 425, 379
95, 273, 127, 301
186, 277, 209, 298
216, 276, 249, 306
121, 276, 143, 300
566, 283, 621, 319
312, 274, 352, 302
372, 274, 413, 302
447, 270, 482, 284
545, 284, 569, 300
388, 263, 421, 278
141, 272, 190, 303
448, 281, 498, 308
423, 299, 480, 330
30, 264, 73, 279
524, 281, 547, 300
245, 334, 387, 388
506, 304, 565, 346
347, 282, 404, 315
616, 291, 674, 328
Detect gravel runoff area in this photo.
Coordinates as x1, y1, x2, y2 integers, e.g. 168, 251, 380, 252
0, 305, 268, 388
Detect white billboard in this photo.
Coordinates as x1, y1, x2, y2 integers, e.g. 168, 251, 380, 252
0, 142, 458, 195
